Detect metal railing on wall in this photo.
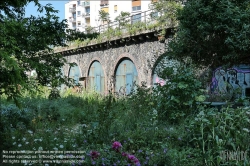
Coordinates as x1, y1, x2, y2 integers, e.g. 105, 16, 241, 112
82, 9, 160, 34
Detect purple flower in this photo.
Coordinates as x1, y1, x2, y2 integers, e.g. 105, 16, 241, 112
146, 156, 149, 160
138, 149, 142, 153
122, 152, 128, 157
127, 154, 140, 165
90, 151, 100, 160
112, 141, 122, 152
178, 137, 182, 141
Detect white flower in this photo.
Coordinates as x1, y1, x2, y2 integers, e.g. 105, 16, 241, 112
22, 137, 26, 141
26, 142, 29, 144
33, 147, 36, 150
13, 142, 16, 145
59, 145, 64, 148
28, 130, 33, 134
18, 144, 22, 147
39, 138, 42, 142
243, 128, 249, 133
53, 147, 58, 151
54, 137, 57, 140
38, 147, 43, 151
12, 136, 15, 139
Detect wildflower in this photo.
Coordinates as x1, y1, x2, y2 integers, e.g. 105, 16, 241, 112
90, 151, 100, 160
38, 147, 43, 151
112, 141, 122, 152
18, 144, 22, 147
92, 161, 96, 165
12, 136, 15, 139
122, 152, 128, 157
28, 130, 33, 134
138, 149, 142, 153
178, 137, 182, 141
26, 142, 29, 144
22, 137, 26, 141
59, 145, 64, 148
13, 142, 16, 145
127, 154, 140, 165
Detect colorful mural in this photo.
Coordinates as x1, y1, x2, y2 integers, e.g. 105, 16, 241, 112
210, 65, 250, 97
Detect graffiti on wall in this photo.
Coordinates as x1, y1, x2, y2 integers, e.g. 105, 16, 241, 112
210, 65, 250, 97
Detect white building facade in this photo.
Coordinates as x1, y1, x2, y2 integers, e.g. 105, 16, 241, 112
65, 0, 156, 32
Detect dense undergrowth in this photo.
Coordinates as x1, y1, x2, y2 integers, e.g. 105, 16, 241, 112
1, 64, 250, 166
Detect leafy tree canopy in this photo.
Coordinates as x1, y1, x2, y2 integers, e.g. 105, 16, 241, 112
168, 0, 250, 68
0, 0, 72, 102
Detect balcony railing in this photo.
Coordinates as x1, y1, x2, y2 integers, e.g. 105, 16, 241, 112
88, 10, 159, 33
83, 1, 90, 7
69, 18, 76, 22
82, 13, 90, 18
100, 0, 109, 6
69, 7, 76, 13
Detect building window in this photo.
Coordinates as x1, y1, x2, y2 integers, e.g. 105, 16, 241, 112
132, 6, 141, 11
77, 11, 81, 16
86, 7, 90, 14
77, 1, 81, 6
77, 21, 81, 27
114, 5, 117, 13
131, 13, 141, 24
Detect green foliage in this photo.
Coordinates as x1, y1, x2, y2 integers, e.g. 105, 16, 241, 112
115, 11, 130, 28
168, 0, 250, 67
186, 106, 250, 165
0, 0, 73, 102
98, 10, 110, 24
153, 59, 203, 123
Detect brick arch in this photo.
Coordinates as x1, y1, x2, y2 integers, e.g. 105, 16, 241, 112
86, 57, 107, 92
113, 53, 141, 92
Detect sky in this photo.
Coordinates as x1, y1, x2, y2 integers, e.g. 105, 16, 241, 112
25, 1, 66, 21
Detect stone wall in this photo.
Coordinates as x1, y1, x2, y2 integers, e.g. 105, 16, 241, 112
63, 36, 168, 92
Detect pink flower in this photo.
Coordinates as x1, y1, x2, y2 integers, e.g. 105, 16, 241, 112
112, 141, 122, 152
127, 154, 140, 165
90, 151, 100, 160
122, 152, 128, 157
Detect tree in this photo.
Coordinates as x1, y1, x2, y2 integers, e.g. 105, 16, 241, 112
0, 0, 72, 102
114, 11, 130, 28
98, 10, 110, 25
168, 0, 250, 68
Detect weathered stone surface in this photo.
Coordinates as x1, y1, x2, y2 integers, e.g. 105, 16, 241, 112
63, 36, 168, 92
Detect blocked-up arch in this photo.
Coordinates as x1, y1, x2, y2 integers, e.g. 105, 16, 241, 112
115, 58, 138, 94
87, 60, 105, 92
68, 64, 81, 84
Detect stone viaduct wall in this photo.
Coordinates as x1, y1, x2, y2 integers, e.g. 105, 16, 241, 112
61, 32, 169, 93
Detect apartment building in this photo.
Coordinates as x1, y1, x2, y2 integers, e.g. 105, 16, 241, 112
65, 0, 155, 32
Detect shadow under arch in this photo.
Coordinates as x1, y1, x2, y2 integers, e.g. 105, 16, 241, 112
87, 59, 106, 93
113, 56, 139, 95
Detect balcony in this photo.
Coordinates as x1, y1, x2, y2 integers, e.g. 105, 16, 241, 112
100, 0, 109, 6
83, 1, 90, 7
69, 7, 76, 13
69, 18, 76, 22
82, 13, 90, 18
